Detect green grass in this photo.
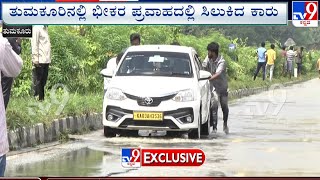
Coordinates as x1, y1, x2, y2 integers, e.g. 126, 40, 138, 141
6, 92, 103, 130
229, 73, 317, 91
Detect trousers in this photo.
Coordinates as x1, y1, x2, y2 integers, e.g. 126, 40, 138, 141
296, 63, 302, 75
1, 73, 13, 109
211, 91, 229, 129
266, 64, 275, 81
33, 64, 50, 100
0, 154, 6, 177
253, 62, 266, 80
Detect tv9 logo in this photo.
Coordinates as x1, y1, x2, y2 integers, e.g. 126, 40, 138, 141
121, 148, 141, 168
292, 1, 318, 27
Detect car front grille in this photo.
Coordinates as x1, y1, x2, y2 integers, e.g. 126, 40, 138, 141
119, 118, 179, 129
124, 93, 177, 107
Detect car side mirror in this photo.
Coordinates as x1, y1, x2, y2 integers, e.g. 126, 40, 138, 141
100, 68, 113, 78
199, 70, 211, 81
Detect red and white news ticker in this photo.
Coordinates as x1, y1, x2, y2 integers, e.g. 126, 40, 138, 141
121, 148, 205, 168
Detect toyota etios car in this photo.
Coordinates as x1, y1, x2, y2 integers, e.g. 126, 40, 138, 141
101, 45, 213, 139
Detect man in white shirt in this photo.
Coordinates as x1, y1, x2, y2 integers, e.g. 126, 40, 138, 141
0, 32, 23, 177
31, 25, 51, 101
286, 46, 296, 79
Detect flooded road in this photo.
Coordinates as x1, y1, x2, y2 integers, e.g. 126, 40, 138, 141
5, 79, 320, 177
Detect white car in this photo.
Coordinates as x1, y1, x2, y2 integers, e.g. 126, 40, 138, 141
101, 45, 213, 139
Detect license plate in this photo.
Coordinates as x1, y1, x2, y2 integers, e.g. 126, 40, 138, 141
133, 112, 163, 121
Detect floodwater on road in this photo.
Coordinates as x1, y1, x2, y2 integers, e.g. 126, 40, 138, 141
5, 79, 320, 177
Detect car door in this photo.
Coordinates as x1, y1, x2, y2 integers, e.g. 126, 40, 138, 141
193, 52, 210, 124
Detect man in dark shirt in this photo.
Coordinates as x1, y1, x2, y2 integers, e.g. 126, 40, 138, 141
130, 33, 140, 46
117, 33, 141, 63
204, 42, 229, 134
296, 47, 303, 77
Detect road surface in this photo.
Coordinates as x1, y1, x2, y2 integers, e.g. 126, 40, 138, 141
5, 78, 320, 177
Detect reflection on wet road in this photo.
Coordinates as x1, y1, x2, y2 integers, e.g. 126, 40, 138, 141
7, 148, 104, 177
5, 79, 320, 177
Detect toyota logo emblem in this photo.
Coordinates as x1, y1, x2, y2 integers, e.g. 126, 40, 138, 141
144, 97, 153, 105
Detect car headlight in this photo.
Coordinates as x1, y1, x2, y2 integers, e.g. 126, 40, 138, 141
172, 89, 195, 102
106, 88, 126, 100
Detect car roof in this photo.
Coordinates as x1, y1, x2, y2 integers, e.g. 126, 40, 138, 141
125, 45, 195, 53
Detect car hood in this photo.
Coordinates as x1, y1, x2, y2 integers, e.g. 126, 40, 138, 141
109, 76, 195, 97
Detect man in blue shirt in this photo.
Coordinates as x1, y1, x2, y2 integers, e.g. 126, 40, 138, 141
253, 42, 267, 81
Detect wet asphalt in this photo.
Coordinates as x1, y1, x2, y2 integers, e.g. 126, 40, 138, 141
5, 78, 320, 177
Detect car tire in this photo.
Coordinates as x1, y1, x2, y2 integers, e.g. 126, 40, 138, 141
188, 107, 202, 139
210, 101, 218, 130
120, 130, 139, 137
104, 126, 116, 137
211, 110, 218, 129
201, 111, 211, 136
166, 131, 183, 138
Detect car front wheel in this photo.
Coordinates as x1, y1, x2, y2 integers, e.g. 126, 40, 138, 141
201, 111, 211, 136
166, 131, 184, 138
119, 130, 139, 137
188, 107, 202, 139
104, 126, 117, 137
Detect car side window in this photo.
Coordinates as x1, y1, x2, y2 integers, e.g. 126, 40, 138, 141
193, 54, 201, 78
195, 54, 203, 70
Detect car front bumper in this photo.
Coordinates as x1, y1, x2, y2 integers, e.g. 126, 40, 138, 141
103, 98, 200, 131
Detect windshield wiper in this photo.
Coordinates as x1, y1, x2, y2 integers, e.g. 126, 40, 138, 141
170, 72, 190, 76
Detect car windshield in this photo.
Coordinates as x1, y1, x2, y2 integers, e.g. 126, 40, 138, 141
116, 51, 193, 78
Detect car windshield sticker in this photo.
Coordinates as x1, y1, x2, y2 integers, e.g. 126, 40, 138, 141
148, 55, 164, 63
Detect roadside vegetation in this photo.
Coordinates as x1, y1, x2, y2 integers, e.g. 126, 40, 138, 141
7, 26, 320, 130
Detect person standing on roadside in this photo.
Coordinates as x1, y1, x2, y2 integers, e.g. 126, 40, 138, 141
296, 47, 304, 77
281, 46, 287, 76
31, 25, 51, 101
266, 44, 276, 81
204, 42, 229, 134
1, 37, 21, 109
0, 31, 23, 177
253, 42, 267, 81
286, 46, 296, 79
